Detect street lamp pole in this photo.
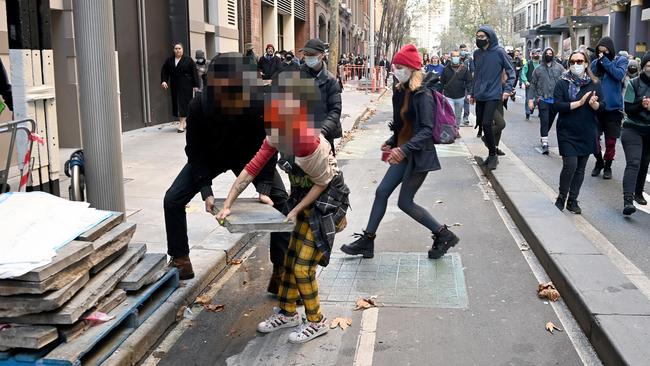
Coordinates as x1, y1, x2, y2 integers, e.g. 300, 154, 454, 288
72, 0, 126, 212
369, 0, 375, 90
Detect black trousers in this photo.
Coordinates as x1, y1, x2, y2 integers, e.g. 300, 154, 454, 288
621, 127, 650, 197
559, 155, 589, 200
539, 100, 557, 138
476, 100, 501, 155
164, 163, 290, 265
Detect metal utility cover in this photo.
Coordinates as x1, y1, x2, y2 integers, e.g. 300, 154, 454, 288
213, 198, 294, 233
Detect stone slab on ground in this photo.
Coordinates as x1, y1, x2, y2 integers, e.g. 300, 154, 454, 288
0, 258, 93, 295
0, 326, 58, 350
0, 272, 89, 317
88, 222, 137, 268
212, 198, 293, 233
59, 289, 127, 342
7, 241, 93, 283
0, 243, 146, 325
77, 212, 124, 242
118, 253, 167, 291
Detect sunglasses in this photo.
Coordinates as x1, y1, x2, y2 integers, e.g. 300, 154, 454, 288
569, 60, 585, 65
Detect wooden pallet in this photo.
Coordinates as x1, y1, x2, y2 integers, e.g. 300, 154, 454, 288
0, 269, 179, 366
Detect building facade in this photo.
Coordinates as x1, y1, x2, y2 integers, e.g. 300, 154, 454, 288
612, 0, 650, 58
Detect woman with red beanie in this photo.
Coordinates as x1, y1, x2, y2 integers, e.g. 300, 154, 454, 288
341, 44, 460, 260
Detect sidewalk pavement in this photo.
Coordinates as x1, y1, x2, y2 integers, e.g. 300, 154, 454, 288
61, 89, 384, 365
463, 127, 650, 365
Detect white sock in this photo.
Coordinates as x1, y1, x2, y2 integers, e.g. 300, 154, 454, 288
541, 137, 548, 145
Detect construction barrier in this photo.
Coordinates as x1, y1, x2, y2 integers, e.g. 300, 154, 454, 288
339, 65, 390, 92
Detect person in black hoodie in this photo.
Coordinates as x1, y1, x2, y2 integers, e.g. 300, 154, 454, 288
340, 45, 459, 261
440, 50, 472, 128
553, 50, 604, 214
258, 44, 281, 80
164, 53, 290, 288
621, 52, 650, 215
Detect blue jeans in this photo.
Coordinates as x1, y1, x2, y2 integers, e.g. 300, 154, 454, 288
463, 96, 470, 119
446, 97, 465, 127
524, 88, 534, 116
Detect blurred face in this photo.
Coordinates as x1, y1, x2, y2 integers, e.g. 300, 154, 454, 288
431, 55, 439, 64
597, 46, 608, 55
174, 44, 183, 57
208, 58, 262, 114
267, 47, 274, 55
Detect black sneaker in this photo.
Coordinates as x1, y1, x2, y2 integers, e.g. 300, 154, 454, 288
496, 148, 506, 156
566, 199, 582, 214
341, 231, 375, 258
591, 159, 604, 177
623, 196, 637, 215
603, 161, 613, 180
428, 226, 459, 259
525, 114, 530, 120
555, 195, 566, 211
476, 131, 482, 138
484, 155, 499, 170
541, 144, 549, 155
634, 194, 647, 205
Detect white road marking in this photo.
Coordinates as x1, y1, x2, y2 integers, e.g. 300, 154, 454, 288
634, 192, 650, 215
466, 148, 603, 366
353, 307, 379, 366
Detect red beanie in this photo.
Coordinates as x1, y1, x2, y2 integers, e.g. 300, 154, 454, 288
392, 44, 422, 70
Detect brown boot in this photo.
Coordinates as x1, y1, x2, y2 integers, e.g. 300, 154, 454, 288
169, 255, 195, 280
267, 264, 284, 295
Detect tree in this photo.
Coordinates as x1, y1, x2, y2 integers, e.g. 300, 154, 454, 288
449, 0, 516, 47
328, 0, 340, 75
559, 0, 577, 51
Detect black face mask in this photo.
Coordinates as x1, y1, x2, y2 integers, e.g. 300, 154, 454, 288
476, 38, 488, 49
544, 55, 554, 63
628, 67, 638, 74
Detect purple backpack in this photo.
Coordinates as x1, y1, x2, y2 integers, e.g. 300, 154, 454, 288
430, 90, 458, 144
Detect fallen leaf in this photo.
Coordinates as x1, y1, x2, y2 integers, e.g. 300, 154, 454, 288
537, 282, 561, 302
228, 258, 243, 265
354, 296, 378, 310
204, 304, 225, 313
451, 222, 463, 227
195, 294, 212, 305
242, 280, 248, 286
435, 200, 444, 204
330, 317, 353, 330
545, 321, 563, 334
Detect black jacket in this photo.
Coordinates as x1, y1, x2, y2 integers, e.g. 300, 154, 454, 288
387, 75, 441, 173
258, 54, 280, 80
624, 74, 650, 133
185, 94, 277, 199
554, 78, 605, 157
161, 56, 200, 117
440, 63, 471, 99
301, 63, 343, 148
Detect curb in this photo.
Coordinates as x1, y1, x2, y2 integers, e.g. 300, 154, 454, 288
102, 232, 261, 366
465, 139, 650, 366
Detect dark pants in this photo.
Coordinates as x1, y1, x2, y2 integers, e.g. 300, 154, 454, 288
164, 163, 290, 265
365, 160, 441, 234
539, 100, 557, 138
559, 156, 589, 200
476, 100, 501, 155
492, 102, 507, 147
621, 127, 650, 197
596, 110, 623, 161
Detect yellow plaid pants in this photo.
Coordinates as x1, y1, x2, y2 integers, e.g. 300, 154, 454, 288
278, 209, 324, 323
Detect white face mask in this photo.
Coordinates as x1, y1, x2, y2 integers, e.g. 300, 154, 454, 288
570, 64, 585, 76
393, 68, 413, 83
304, 56, 320, 68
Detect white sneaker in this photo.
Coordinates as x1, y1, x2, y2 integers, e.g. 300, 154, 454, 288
288, 317, 329, 344
257, 311, 301, 333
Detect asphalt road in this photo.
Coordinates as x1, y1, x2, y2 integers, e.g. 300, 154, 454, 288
152, 94, 596, 365
499, 88, 650, 276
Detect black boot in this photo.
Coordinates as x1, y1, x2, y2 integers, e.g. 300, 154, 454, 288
602, 160, 613, 180
484, 155, 499, 170
341, 231, 375, 258
591, 155, 604, 177
634, 193, 647, 205
428, 226, 460, 259
566, 199, 582, 214
554, 194, 566, 211
623, 196, 637, 215
267, 264, 284, 295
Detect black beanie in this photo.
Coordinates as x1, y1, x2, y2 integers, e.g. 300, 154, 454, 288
641, 52, 650, 69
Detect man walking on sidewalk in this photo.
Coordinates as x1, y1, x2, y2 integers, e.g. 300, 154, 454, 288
590, 37, 628, 179
529, 47, 565, 155
520, 48, 541, 120
441, 50, 472, 128
469, 25, 516, 170
164, 53, 290, 285
460, 44, 473, 125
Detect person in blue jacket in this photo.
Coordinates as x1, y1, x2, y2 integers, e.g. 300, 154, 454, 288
469, 25, 516, 170
590, 37, 628, 179
424, 54, 444, 74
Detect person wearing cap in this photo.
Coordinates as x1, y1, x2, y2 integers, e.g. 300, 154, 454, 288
275, 51, 300, 75
521, 48, 541, 120
621, 52, 650, 215
258, 43, 281, 80
300, 38, 342, 150
340, 44, 460, 261
469, 25, 516, 170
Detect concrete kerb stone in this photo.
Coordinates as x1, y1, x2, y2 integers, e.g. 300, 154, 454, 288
469, 146, 650, 365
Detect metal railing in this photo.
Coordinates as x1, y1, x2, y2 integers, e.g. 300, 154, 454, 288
339, 65, 390, 92
0, 119, 38, 193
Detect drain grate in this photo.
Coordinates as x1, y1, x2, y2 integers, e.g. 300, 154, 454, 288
317, 252, 468, 308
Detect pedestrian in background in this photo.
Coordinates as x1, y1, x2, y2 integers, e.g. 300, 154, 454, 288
529, 47, 565, 154
194, 50, 208, 90
513, 48, 524, 89
590, 37, 628, 179
521, 49, 541, 120
160, 42, 200, 133
276, 51, 300, 75
460, 44, 473, 125
553, 50, 603, 214
425, 54, 444, 74
244, 43, 257, 65
258, 43, 280, 80
441, 50, 472, 128
621, 52, 650, 215
469, 25, 516, 170
341, 44, 459, 261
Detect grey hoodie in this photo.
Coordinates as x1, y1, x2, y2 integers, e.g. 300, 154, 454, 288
530, 47, 565, 101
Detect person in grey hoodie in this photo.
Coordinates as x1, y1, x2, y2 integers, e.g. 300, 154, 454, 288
529, 47, 565, 154
469, 25, 516, 170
